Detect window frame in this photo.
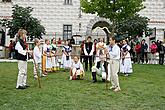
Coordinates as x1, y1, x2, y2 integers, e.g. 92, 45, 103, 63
64, 0, 72, 5
63, 24, 72, 40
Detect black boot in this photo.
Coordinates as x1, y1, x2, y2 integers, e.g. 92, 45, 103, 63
92, 72, 97, 83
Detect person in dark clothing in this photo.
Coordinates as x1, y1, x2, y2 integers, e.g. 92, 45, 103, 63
70, 36, 75, 44
129, 39, 136, 63
93, 39, 97, 62
158, 41, 165, 65
9, 40, 15, 59
141, 39, 148, 64
84, 36, 94, 71
80, 40, 85, 63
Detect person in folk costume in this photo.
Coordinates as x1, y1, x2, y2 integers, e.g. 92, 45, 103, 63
51, 38, 59, 71
150, 41, 157, 64
108, 37, 121, 92
33, 38, 47, 79
91, 53, 110, 83
43, 39, 52, 73
95, 37, 107, 63
84, 36, 94, 71
61, 40, 72, 69
15, 29, 31, 89
69, 56, 85, 80
120, 39, 133, 76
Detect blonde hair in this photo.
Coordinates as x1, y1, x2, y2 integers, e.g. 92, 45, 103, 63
18, 29, 27, 38
74, 55, 79, 59
34, 38, 40, 45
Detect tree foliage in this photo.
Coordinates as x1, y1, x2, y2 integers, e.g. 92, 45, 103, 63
115, 14, 149, 39
81, 0, 146, 38
0, 5, 45, 38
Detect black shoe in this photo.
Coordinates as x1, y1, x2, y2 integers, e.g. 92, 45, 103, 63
92, 80, 97, 83
17, 86, 26, 89
25, 85, 30, 88
102, 79, 105, 82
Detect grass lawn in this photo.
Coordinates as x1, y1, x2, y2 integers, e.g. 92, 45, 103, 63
0, 62, 165, 110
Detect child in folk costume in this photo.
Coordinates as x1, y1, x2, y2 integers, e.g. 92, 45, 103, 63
120, 39, 133, 76
95, 37, 107, 63
51, 38, 59, 71
61, 40, 72, 69
15, 29, 31, 89
92, 54, 110, 83
70, 56, 85, 80
33, 38, 47, 79
43, 39, 52, 72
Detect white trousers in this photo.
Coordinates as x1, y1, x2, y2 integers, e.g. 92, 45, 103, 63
16, 60, 27, 88
92, 66, 110, 81
109, 59, 120, 89
34, 63, 42, 77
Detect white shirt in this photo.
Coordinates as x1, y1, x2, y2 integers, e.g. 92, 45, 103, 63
33, 46, 42, 63
15, 41, 27, 56
84, 43, 94, 56
108, 44, 120, 60
71, 61, 84, 72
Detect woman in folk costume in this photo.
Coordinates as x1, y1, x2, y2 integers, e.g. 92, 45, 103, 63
61, 40, 72, 69
120, 39, 133, 76
70, 56, 85, 80
43, 39, 52, 73
51, 38, 59, 71
95, 37, 107, 63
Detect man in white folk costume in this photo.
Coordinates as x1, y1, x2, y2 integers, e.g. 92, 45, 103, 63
120, 39, 133, 76
69, 56, 85, 80
33, 38, 47, 79
108, 37, 121, 92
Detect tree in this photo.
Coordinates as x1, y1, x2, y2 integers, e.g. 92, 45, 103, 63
81, 0, 145, 39
0, 5, 45, 39
115, 14, 149, 40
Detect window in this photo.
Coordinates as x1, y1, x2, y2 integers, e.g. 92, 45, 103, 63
64, 0, 72, 5
63, 25, 72, 40
2, 0, 11, 2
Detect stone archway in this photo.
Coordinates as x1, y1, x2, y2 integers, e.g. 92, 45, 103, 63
86, 17, 112, 42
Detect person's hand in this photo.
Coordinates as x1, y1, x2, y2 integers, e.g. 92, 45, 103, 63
89, 53, 92, 56
26, 50, 32, 54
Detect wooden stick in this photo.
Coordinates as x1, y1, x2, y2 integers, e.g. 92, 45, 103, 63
105, 54, 108, 90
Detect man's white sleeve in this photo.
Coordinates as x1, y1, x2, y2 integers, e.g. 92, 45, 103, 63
15, 42, 26, 56
84, 44, 88, 55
